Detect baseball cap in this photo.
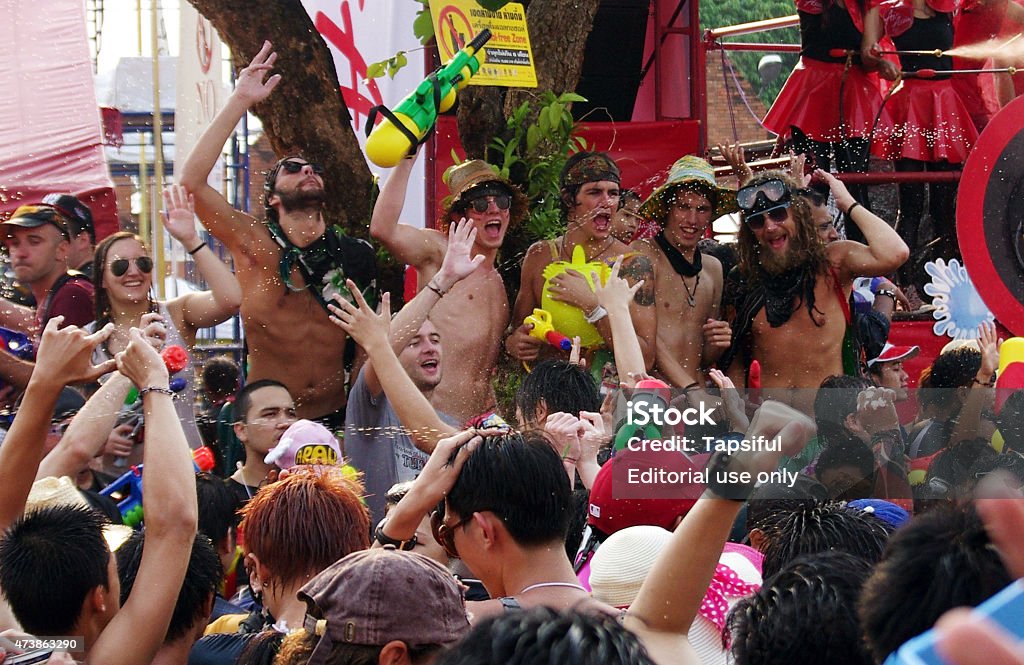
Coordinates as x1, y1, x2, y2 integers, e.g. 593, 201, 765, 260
3, 205, 70, 240
298, 548, 469, 665
41, 193, 95, 240
867, 342, 920, 367
264, 419, 341, 470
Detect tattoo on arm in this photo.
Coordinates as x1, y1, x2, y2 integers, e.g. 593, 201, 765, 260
622, 255, 656, 307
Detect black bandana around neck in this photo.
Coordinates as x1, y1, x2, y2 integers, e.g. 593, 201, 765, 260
758, 262, 820, 327
654, 232, 702, 277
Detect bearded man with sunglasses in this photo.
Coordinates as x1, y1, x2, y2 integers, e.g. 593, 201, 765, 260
180, 42, 377, 425
370, 153, 527, 424
721, 169, 908, 415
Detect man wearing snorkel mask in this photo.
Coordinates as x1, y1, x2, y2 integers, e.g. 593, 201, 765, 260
719, 169, 908, 415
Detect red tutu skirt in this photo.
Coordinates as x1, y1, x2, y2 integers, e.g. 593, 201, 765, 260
763, 57, 889, 142
871, 78, 979, 163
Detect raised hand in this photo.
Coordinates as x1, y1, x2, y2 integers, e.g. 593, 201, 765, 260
328, 282, 392, 351
718, 142, 753, 186
855, 386, 900, 435
234, 40, 282, 106
594, 255, 642, 313
115, 328, 169, 389
161, 184, 200, 248
814, 169, 856, 212
436, 219, 486, 288
977, 321, 1001, 380
33, 318, 117, 387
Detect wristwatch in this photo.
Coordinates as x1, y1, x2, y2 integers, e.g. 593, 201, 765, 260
585, 304, 609, 323
373, 519, 418, 551
704, 450, 757, 501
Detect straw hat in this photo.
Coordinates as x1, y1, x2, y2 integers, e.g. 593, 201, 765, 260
25, 476, 133, 551
440, 160, 528, 225
640, 155, 738, 222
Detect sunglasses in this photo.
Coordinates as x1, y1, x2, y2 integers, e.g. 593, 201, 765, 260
737, 179, 791, 213
744, 205, 790, 230
430, 508, 475, 559
279, 160, 324, 176
464, 194, 511, 213
110, 256, 153, 277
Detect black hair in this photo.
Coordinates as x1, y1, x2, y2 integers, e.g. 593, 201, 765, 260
726, 551, 874, 665
760, 501, 893, 579
196, 472, 239, 542
202, 356, 241, 403
234, 379, 290, 424
116, 529, 222, 642
813, 375, 873, 441
921, 347, 982, 412
447, 432, 572, 547
275, 630, 438, 665
969, 451, 1024, 487
435, 607, 656, 665
814, 432, 877, 500
0, 505, 110, 635
924, 439, 999, 502
998, 390, 1024, 452
745, 474, 826, 534
619, 189, 642, 208
859, 504, 1011, 663
515, 360, 600, 427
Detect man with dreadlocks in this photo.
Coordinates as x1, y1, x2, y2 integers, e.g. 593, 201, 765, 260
721, 169, 907, 415
179, 41, 377, 426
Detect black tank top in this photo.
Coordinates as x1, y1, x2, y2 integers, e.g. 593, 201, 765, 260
801, 2, 864, 63
893, 13, 954, 78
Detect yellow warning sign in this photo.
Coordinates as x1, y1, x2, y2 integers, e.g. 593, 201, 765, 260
430, 0, 538, 88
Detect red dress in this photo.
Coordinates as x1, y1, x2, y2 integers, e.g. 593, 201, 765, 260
871, 0, 979, 162
763, 0, 890, 142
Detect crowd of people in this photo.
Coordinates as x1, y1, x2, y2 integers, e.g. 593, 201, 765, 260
0, 27, 1021, 665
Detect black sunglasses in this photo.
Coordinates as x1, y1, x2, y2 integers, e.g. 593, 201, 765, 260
744, 205, 790, 231
110, 256, 153, 277
279, 160, 324, 176
465, 194, 511, 213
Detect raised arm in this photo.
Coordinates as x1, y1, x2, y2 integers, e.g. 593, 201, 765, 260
177, 41, 280, 245
593, 256, 646, 385
89, 328, 198, 665
0, 319, 116, 529
625, 401, 816, 665
950, 322, 999, 446
162, 185, 242, 330
369, 151, 446, 270
818, 170, 909, 278
361, 220, 484, 397
330, 286, 455, 452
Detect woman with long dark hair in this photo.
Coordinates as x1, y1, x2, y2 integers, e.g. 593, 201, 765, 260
91, 184, 241, 454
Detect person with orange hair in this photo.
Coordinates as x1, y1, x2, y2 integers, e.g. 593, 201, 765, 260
190, 469, 369, 664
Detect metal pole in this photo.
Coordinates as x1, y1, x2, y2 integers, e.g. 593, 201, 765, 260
150, 0, 165, 298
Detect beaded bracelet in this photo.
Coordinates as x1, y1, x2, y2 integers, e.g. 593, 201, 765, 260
139, 386, 175, 398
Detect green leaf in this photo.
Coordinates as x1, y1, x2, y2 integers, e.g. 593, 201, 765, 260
559, 92, 588, 104
538, 105, 551, 134
395, 51, 408, 69
526, 125, 540, 153
413, 8, 435, 45
450, 148, 462, 165
366, 60, 387, 80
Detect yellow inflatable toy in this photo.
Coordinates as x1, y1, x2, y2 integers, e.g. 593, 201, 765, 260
539, 245, 612, 348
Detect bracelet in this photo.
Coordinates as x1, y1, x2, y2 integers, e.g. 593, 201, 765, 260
846, 202, 862, 216
425, 280, 447, 298
874, 288, 897, 301
584, 304, 609, 323
139, 386, 174, 398
972, 375, 997, 387
373, 520, 418, 551
187, 241, 207, 256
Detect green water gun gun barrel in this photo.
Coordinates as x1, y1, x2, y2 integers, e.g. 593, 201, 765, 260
366, 29, 492, 167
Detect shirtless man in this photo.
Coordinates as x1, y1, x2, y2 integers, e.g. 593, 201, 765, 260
722, 169, 909, 414
179, 42, 377, 423
369, 155, 526, 423
505, 152, 656, 371
633, 156, 737, 388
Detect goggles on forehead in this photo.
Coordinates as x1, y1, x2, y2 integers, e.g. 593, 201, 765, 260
736, 179, 791, 213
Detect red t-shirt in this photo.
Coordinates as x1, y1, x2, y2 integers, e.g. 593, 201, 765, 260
35, 275, 95, 331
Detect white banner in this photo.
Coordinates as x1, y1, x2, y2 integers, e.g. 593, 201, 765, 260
176, 3, 225, 190
302, 0, 427, 228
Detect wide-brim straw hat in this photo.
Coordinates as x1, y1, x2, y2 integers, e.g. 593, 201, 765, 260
439, 160, 528, 227
640, 155, 739, 222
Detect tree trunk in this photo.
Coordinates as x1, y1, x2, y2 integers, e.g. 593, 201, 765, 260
184, 0, 373, 234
